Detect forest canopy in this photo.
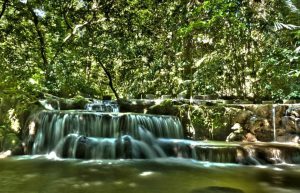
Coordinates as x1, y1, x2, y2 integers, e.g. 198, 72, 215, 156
0, 0, 299, 103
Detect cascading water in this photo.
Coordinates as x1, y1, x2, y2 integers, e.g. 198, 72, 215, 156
32, 110, 184, 159
272, 104, 277, 142
30, 105, 249, 163
29, 101, 300, 165
85, 100, 119, 112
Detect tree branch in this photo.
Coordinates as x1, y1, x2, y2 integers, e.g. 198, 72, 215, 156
97, 59, 120, 100
63, 12, 72, 30
50, 12, 103, 65
0, 0, 9, 20
28, 6, 48, 68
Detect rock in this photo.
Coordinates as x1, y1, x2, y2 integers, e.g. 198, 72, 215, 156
233, 110, 253, 124
282, 116, 300, 133
231, 123, 242, 130
249, 118, 271, 135
41, 94, 91, 110
147, 100, 180, 116
161, 95, 171, 99
243, 133, 257, 142
255, 130, 274, 142
227, 134, 243, 142
291, 110, 300, 118
118, 99, 155, 113
226, 123, 245, 142
226, 132, 245, 142
277, 134, 299, 143
145, 94, 155, 99
240, 143, 300, 164
246, 105, 272, 118
276, 128, 287, 136
190, 186, 244, 193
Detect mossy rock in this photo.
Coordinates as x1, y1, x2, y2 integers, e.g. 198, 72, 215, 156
232, 110, 253, 124
191, 105, 233, 140
118, 99, 155, 113
42, 94, 90, 110
147, 100, 180, 116
59, 95, 90, 109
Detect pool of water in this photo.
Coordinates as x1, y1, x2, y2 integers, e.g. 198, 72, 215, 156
1, 157, 300, 193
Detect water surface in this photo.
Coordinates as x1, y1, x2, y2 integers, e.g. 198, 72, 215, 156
1, 157, 300, 193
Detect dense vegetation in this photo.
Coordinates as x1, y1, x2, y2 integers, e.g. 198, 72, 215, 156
0, 0, 299, 148
1, 0, 299, 100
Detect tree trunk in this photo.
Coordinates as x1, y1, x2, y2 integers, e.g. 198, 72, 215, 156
97, 60, 120, 100
0, 0, 9, 20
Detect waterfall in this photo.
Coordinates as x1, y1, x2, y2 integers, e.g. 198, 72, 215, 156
29, 101, 300, 164
31, 110, 242, 162
31, 110, 183, 159
272, 105, 277, 142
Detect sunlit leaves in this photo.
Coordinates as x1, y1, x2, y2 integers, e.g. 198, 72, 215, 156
0, 0, 299, 102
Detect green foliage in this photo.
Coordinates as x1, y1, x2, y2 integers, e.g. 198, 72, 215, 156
148, 100, 180, 116
191, 105, 232, 140
0, 0, 299, 117
0, 125, 20, 152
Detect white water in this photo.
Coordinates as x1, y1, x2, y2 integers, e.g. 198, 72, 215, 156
272, 105, 277, 142
85, 100, 119, 112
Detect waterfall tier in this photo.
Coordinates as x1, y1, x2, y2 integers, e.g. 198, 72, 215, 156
32, 111, 183, 156
30, 110, 300, 164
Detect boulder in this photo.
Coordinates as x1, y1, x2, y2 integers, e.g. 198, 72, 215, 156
243, 133, 257, 142
226, 123, 245, 142
248, 117, 271, 135
276, 134, 299, 143
232, 110, 253, 124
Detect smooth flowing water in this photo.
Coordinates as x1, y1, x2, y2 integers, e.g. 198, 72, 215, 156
272, 105, 277, 142
1, 156, 300, 193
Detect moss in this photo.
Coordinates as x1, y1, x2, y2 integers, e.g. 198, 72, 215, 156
43, 94, 90, 110
147, 99, 180, 116
147, 102, 245, 140
118, 99, 155, 113
0, 126, 20, 151
71, 95, 90, 109
191, 105, 236, 140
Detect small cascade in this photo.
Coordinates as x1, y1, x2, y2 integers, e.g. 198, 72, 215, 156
282, 105, 300, 142
272, 105, 277, 141
57, 100, 60, 111
194, 146, 239, 163
39, 100, 55, 110
85, 100, 119, 112
240, 143, 300, 164
157, 139, 198, 159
